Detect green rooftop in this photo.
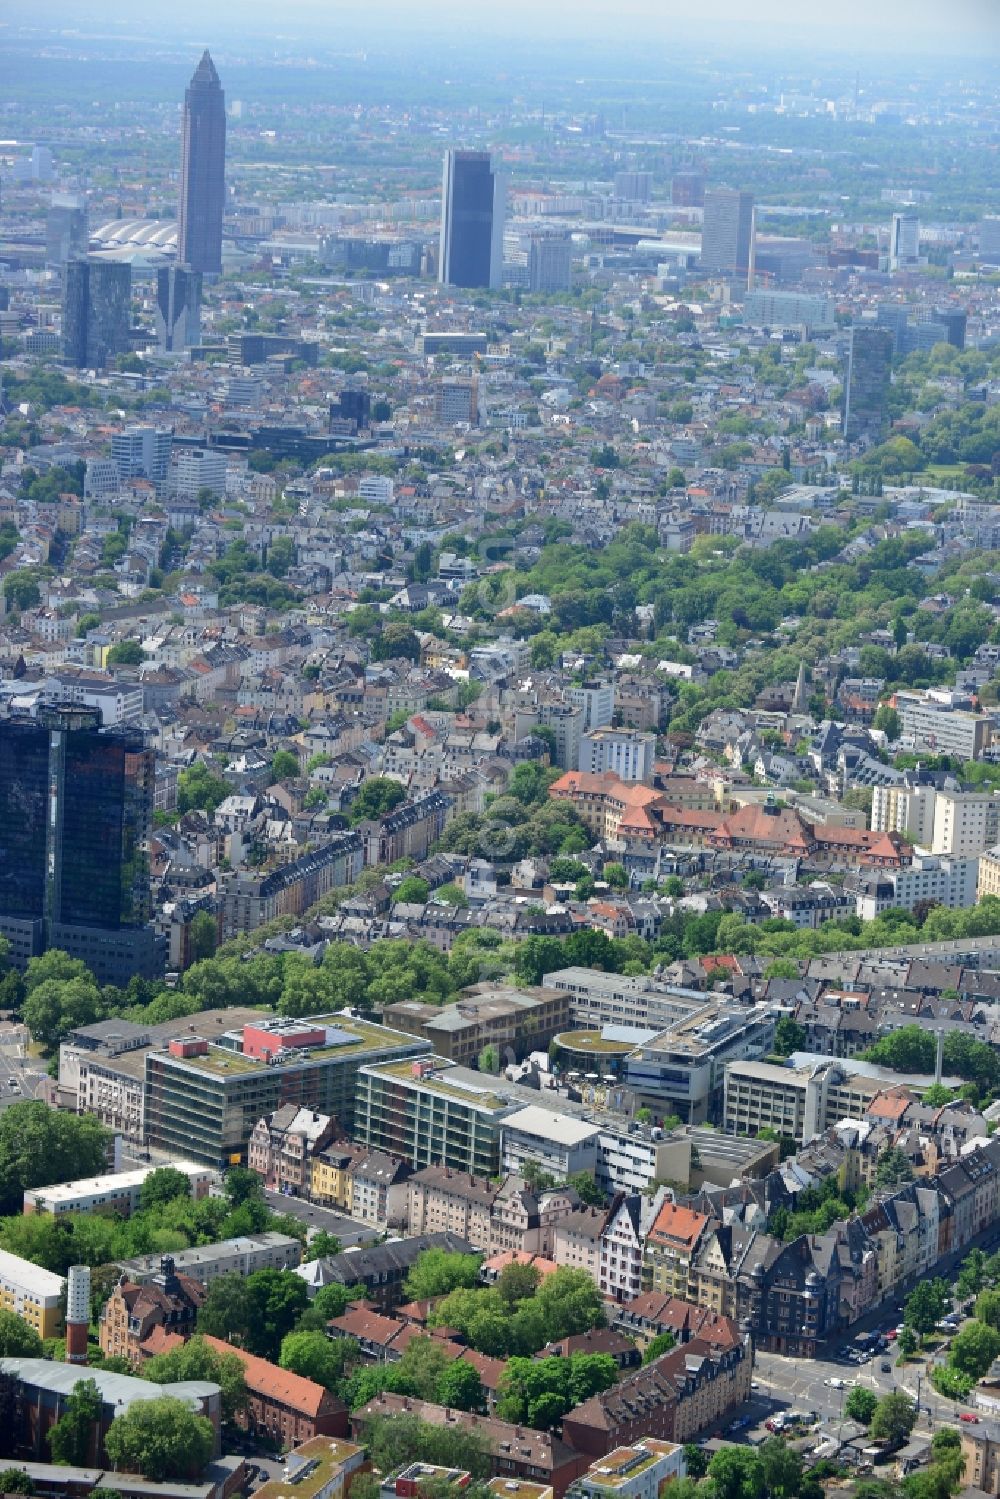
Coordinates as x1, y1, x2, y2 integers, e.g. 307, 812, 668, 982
554, 1030, 633, 1056
166, 1016, 425, 1077
366, 1058, 507, 1112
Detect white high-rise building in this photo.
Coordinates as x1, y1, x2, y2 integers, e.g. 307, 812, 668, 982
889, 211, 920, 271
110, 426, 173, 488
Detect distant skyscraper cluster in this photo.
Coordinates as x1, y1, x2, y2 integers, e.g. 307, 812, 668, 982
439, 149, 506, 290
177, 50, 227, 276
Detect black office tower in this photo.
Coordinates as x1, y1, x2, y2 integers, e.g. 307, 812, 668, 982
439, 149, 505, 290
46, 197, 88, 268
0, 708, 161, 984
156, 263, 202, 351
843, 325, 894, 443
701, 189, 755, 282
62, 257, 131, 370
177, 51, 226, 276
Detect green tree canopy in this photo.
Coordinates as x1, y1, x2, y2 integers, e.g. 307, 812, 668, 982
104, 1395, 214, 1481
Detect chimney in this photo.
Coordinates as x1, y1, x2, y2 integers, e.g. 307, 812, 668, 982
65, 1264, 91, 1365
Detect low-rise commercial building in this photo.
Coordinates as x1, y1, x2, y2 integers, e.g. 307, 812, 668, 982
114, 1232, 301, 1286
723, 1057, 898, 1145
24, 1161, 217, 1217
253, 1438, 368, 1499
382, 986, 571, 1067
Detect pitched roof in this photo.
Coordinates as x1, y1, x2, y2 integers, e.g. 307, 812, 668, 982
201, 1335, 343, 1419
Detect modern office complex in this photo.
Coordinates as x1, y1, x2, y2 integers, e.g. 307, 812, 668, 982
62, 257, 131, 369
700, 190, 755, 281
355, 1056, 513, 1177
110, 425, 173, 488
177, 51, 226, 275
439, 149, 506, 289
156, 263, 202, 351
842, 324, 893, 441
0, 707, 158, 983
144, 1015, 429, 1167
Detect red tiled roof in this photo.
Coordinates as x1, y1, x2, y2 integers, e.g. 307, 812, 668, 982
201, 1335, 342, 1419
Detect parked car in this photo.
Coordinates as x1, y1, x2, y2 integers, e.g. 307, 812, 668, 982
960, 1414, 980, 1424
881, 1362, 892, 1373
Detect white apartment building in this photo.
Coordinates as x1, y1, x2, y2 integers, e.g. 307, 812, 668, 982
854, 854, 979, 922
565, 680, 615, 733
174, 447, 227, 499
896, 692, 992, 760
579, 727, 656, 783
931, 786, 1000, 856
871, 780, 938, 845
358, 474, 394, 504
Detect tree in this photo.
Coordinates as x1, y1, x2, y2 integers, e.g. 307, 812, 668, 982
495, 1262, 541, 1311
874, 705, 901, 740
0, 1102, 109, 1215
372, 623, 420, 663
396, 876, 430, 904
177, 763, 231, 816
435, 1359, 483, 1412
0, 1472, 33, 1494
139, 1167, 192, 1212
932, 1429, 961, 1459
49, 1378, 102, 1466
604, 863, 628, 890
349, 778, 407, 825
312, 1282, 365, 1321
0, 1309, 42, 1359
922, 1083, 956, 1108
404, 1249, 483, 1301
950, 1321, 1000, 1379
845, 1386, 878, 1425
904, 1278, 949, 1337
271, 749, 300, 781
364, 1412, 490, 1480
107, 640, 144, 666
280, 1330, 354, 1392
104, 1396, 214, 1481
478, 1044, 500, 1075
897, 1325, 918, 1358
567, 1171, 606, 1207
145, 1336, 248, 1425
3, 573, 41, 612
773, 1017, 807, 1056
23, 976, 104, 1049
870, 1391, 917, 1446
683, 1445, 709, 1480
643, 1331, 676, 1363
308, 1231, 343, 1260
876, 1146, 915, 1188
758, 1437, 803, 1499
706, 1446, 765, 1499
187, 909, 217, 963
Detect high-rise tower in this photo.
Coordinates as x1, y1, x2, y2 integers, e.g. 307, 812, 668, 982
701, 190, 755, 283
439, 149, 506, 290
62, 257, 131, 369
177, 50, 226, 276
842, 325, 893, 443
0, 707, 159, 983
156, 263, 202, 351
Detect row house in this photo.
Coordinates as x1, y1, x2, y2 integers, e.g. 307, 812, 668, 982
248, 1106, 339, 1195
405, 1166, 579, 1259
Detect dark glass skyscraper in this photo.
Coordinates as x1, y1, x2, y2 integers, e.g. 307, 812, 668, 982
62, 257, 132, 369
156, 263, 202, 351
177, 51, 226, 276
843, 325, 894, 442
439, 149, 506, 290
0, 708, 158, 982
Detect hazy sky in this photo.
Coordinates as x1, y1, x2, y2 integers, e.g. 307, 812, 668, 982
4, 0, 998, 52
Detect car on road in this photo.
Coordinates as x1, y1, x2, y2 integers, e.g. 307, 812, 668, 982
825, 1377, 848, 1389
960, 1414, 980, 1423
886, 1329, 898, 1340
751, 1382, 761, 1391
881, 1361, 892, 1372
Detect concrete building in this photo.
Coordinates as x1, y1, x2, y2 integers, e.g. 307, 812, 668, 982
439, 150, 506, 291
174, 446, 227, 500
871, 780, 938, 845
145, 1015, 427, 1167
565, 681, 616, 734
114, 1232, 301, 1287
580, 728, 656, 783
111, 426, 173, 488
854, 854, 979, 921
961, 1421, 1000, 1494
24, 1161, 216, 1217
381, 986, 571, 1067
889, 211, 920, 271
701, 191, 755, 281
569, 1441, 685, 1499
254, 1438, 367, 1499
723, 1057, 890, 1144
931, 786, 1000, 856
62, 257, 131, 369
355, 1057, 515, 1177
624, 1006, 777, 1124
895, 693, 992, 760
501, 1106, 603, 1181
743, 290, 835, 331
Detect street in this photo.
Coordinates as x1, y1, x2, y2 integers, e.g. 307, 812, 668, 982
262, 1190, 378, 1250
0, 1024, 50, 1106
